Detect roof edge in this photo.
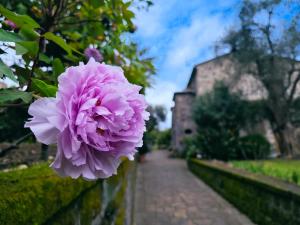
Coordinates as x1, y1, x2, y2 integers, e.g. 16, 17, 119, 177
186, 53, 231, 88
173, 90, 195, 101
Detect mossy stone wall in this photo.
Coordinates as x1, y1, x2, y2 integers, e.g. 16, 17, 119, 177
0, 160, 135, 225
188, 159, 300, 225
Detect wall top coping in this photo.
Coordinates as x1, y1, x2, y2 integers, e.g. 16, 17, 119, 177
173, 90, 195, 101
190, 159, 300, 199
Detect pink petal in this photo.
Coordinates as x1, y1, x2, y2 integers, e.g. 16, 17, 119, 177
25, 98, 59, 145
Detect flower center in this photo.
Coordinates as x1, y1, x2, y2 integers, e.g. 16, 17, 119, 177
96, 128, 105, 136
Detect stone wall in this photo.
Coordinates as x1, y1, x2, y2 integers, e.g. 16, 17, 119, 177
172, 54, 276, 153
172, 91, 196, 153
188, 159, 300, 225
0, 160, 136, 225
191, 55, 266, 100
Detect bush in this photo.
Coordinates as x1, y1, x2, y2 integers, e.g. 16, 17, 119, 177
156, 129, 171, 149
181, 137, 198, 159
238, 134, 271, 159
192, 82, 269, 161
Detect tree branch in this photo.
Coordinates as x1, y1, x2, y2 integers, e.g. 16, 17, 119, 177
287, 70, 300, 105
54, 19, 102, 26
0, 103, 29, 108
0, 133, 32, 157
286, 59, 296, 90
26, 37, 43, 91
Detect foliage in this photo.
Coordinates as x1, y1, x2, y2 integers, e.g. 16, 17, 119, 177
155, 128, 171, 149
192, 82, 270, 161
0, 106, 29, 142
0, 0, 155, 142
146, 105, 167, 131
232, 160, 300, 186
238, 134, 271, 160
220, 0, 300, 156
181, 137, 198, 159
138, 105, 168, 155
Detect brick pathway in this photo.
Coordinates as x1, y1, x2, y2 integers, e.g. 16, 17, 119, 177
134, 150, 255, 225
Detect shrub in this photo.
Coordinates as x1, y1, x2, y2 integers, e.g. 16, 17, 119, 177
156, 129, 171, 149
181, 137, 198, 159
238, 134, 271, 159
192, 82, 269, 161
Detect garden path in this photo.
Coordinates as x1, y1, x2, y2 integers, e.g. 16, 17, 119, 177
134, 150, 255, 225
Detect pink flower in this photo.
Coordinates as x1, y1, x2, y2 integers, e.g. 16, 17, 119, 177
84, 47, 103, 62
4, 20, 17, 29
25, 59, 149, 180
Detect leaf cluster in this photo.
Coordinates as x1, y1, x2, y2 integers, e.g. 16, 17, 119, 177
192, 82, 270, 161
0, 0, 154, 141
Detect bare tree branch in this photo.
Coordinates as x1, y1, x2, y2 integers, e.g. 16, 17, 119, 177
0, 133, 32, 157
288, 70, 300, 105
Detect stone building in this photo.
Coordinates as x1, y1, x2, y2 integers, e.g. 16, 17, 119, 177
171, 54, 276, 154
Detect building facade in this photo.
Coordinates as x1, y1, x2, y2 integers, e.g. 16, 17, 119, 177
171, 54, 276, 154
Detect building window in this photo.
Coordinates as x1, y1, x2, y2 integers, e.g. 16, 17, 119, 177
184, 129, 192, 135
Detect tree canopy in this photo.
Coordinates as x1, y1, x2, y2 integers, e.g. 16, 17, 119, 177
220, 0, 300, 156
0, 0, 155, 142
192, 82, 270, 161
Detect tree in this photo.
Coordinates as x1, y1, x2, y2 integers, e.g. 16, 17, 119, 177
156, 128, 171, 149
138, 105, 167, 155
0, 0, 155, 158
220, 0, 300, 156
192, 83, 270, 161
146, 105, 167, 131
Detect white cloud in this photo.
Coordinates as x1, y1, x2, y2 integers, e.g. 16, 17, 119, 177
132, 0, 238, 128
153, 13, 234, 129
132, 0, 176, 39
165, 15, 228, 70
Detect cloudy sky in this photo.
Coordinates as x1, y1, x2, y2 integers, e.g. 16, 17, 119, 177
131, 0, 240, 129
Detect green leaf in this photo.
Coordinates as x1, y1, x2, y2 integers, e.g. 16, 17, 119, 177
91, 0, 104, 8
43, 32, 72, 55
123, 9, 135, 20
17, 41, 38, 56
64, 54, 79, 62
15, 43, 28, 55
62, 31, 81, 41
52, 58, 64, 79
0, 29, 23, 42
0, 60, 17, 82
19, 25, 39, 41
0, 5, 40, 29
32, 78, 57, 97
14, 66, 30, 85
39, 54, 51, 64
0, 89, 32, 104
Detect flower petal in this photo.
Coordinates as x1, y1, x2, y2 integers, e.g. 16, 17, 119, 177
25, 98, 60, 145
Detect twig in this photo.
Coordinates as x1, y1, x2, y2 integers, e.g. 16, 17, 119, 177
0, 103, 29, 107
0, 133, 32, 157
26, 37, 43, 91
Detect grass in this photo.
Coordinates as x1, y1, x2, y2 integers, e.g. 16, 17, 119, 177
231, 160, 300, 186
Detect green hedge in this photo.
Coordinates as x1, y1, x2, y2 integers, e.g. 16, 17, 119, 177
0, 160, 134, 225
188, 159, 300, 225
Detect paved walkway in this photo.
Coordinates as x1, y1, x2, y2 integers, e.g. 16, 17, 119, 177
134, 150, 255, 225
